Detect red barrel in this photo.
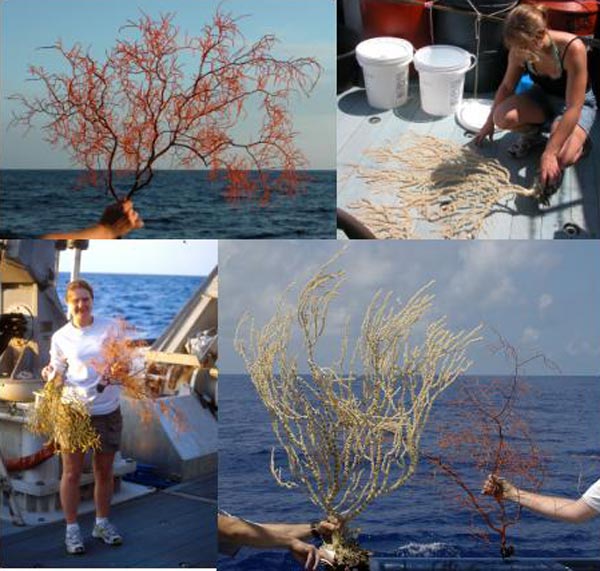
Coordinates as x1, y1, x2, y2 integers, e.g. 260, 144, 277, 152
360, 0, 431, 49
521, 0, 598, 35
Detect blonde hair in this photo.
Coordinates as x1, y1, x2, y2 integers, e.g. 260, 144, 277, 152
504, 4, 549, 49
65, 279, 94, 302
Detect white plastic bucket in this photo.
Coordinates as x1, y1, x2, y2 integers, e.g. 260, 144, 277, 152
355, 37, 414, 110
413, 45, 477, 116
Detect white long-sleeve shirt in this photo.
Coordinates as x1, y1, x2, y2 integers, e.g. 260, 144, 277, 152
49, 316, 121, 416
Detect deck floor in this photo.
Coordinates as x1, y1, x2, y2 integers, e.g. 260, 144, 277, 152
337, 83, 600, 239
0, 471, 216, 568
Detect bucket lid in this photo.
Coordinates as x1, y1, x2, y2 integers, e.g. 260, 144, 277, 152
455, 99, 493, 133
414, 45, 471, 73
356, 37, 414, 67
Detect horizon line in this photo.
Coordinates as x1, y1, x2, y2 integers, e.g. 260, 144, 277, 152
57, 270, 209, 278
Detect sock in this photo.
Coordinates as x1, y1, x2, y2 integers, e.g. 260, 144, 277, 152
66, 522, 80, 533
96, 516, 109, 526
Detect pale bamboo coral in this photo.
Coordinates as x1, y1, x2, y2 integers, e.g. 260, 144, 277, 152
235, 254, 482, 526
28, 382, 100, 453
348, 134, 538, 239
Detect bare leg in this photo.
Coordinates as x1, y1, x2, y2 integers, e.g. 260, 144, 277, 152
550, 120, 589, 169
493, 94, 547, 131
93, 451, 115, 518
60, 452, 85, 524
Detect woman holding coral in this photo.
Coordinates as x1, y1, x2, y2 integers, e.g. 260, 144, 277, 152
474, 4, 596, 197
42, 279, 123, 554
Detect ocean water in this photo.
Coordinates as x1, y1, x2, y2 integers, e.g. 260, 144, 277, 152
56, 271, 203, 340
219, 374, 600, 569
0, 170, 335, 239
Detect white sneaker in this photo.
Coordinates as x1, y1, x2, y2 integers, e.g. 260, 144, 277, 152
92, 520, 123, 545
65, 525, 85, 554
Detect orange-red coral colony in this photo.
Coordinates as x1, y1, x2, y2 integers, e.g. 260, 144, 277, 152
426, 338, 551, 558
90, 319, 189, 434
90, 319, 148, 399
10, 10, 321, 200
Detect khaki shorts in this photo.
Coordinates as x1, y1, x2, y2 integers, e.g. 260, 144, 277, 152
91, 408, 122, 453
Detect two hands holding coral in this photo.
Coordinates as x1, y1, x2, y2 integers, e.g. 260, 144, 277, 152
42, 200, 143, 240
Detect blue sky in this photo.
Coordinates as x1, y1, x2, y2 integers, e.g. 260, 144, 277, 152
220, 240, 600, 375
1, 0, 335, 169
58, 239, 217, 276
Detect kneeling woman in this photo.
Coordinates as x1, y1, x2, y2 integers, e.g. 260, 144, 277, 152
475, 4, 597, 191
43, 279, 124, 554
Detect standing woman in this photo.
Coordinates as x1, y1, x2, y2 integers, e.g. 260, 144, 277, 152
474, 4, 597, 192
42, 279, 123, 554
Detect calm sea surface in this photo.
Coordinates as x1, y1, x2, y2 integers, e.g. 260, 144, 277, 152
219, 374, 600, 569
57, 272, 202, 340
0, 170, 335, 238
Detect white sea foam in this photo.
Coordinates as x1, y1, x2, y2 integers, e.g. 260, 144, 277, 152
395, 542, 459, 557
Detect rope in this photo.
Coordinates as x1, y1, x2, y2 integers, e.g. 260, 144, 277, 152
379, 0, 515, 23
426, 0, 437, 44
457, 0, 518, 95
474, 13, 482, 97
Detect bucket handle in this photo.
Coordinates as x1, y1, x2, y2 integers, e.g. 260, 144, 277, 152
466, 53, 478, 73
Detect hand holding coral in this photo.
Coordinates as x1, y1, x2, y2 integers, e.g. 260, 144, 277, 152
41, 365, 63, 387
99, 200, 144, 238
316, 517, 342, 541
482, 474, 518, 501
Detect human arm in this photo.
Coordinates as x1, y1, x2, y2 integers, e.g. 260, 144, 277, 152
253, 518, 340, 541
539, 39, 588, 186
474, 50, 525, 145
43, 334, 68, 387
482, 474, 598, 523
42, 200, 143, 239
218, 515, 335, 569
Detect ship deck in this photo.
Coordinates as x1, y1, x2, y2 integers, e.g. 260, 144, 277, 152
337, 83, 600, 239
0, 470, 217, 568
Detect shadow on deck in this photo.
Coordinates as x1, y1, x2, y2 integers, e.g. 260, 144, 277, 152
0, 471, 217, 568
337, 83, 599, 239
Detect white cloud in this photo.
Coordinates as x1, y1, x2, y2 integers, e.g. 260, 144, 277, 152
538, 293, 553, 313
448, 243, 561, 308
486, 276, 518, 306
449, 243, 519, 307
521, 326, 540, 344
566, 339, 600, 357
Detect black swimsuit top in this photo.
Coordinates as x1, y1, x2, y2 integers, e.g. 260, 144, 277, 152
525, 36, 586, 97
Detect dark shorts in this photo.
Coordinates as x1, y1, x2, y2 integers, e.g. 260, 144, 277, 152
91, 408, 122, 453
522, 84, 598, 136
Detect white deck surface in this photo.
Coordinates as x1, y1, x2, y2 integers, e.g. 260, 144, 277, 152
337, 83, 600, 239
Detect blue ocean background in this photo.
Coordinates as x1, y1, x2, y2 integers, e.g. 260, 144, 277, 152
56, 271, 203, 340
219, 374, 600, 569
0, 170, 335, 239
